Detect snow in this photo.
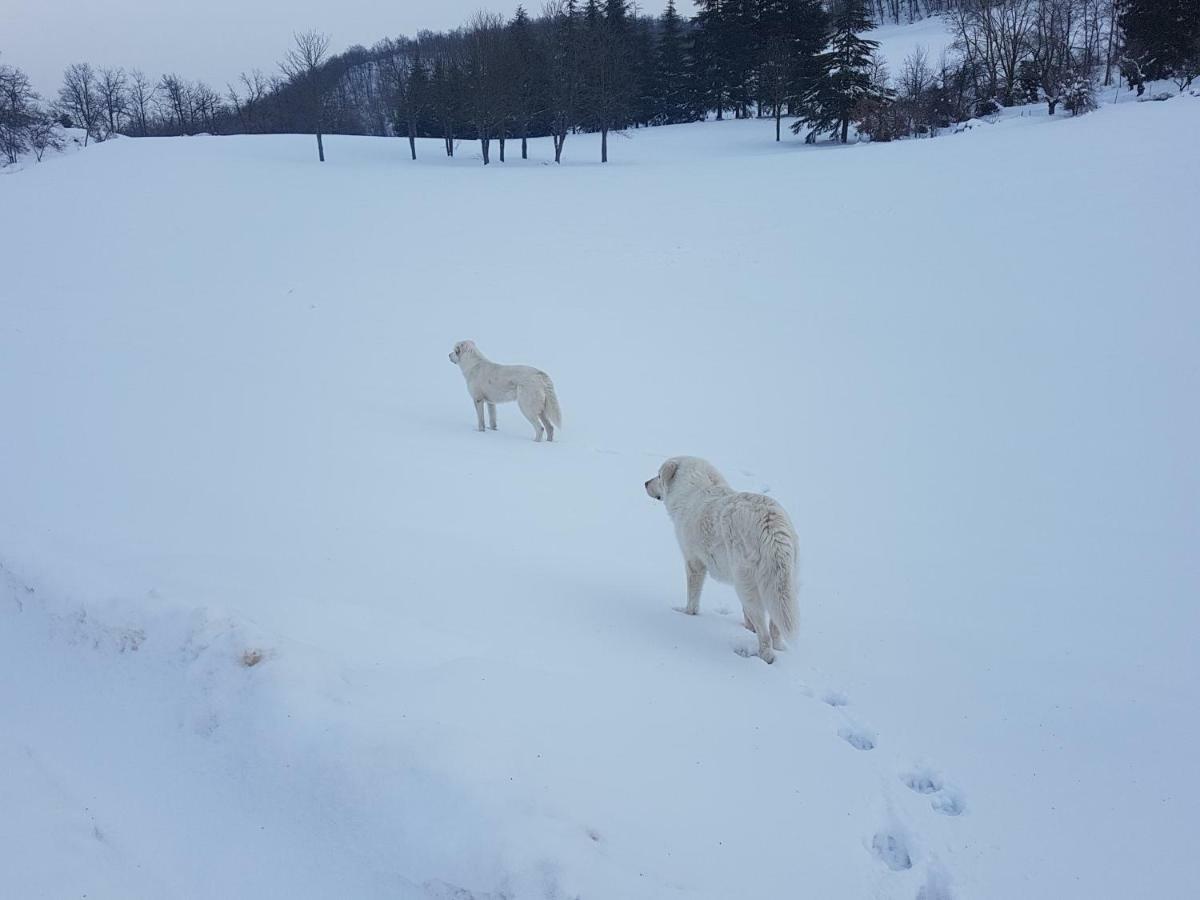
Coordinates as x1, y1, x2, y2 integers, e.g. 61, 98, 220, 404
0, 127, 88, 175
2, 92, 1199, 900
871, 17, 958, 72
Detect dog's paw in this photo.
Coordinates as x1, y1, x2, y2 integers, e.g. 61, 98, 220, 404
488, 425, 497, 430
671, 606, 698, 616
759, 648, 776, 664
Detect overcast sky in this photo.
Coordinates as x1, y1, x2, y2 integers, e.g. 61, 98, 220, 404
2, 0, 674, 95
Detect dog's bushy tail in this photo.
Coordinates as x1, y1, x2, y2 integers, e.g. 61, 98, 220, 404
764, 511, 799, 638
542, 377, 562, 428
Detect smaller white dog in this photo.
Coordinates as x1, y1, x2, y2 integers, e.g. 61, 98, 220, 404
645, 456, 799, 663
448, 340, 562, 442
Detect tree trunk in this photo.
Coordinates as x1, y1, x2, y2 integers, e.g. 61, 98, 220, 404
601, 127, 608, 163
316, 129, 325, 162
408, 124, 417, 160
499, 137, 505, 162
840, 117, 849, 144
521, 133, 528, 160
1103, 0, 1117, 86
480, 133, 490, 165
775, 106, 781, 142
554, 132, 564, 163
1047, 98, 1058, 116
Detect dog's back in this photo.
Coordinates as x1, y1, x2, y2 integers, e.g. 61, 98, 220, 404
668, 460, 799, 639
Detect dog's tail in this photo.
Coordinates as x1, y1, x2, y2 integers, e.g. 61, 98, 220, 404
763, 512, 799, 639
542, 376, 562, 428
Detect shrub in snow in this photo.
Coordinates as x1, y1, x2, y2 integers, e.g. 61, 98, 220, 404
1017, 62, 1042, 106
852, 95, 904, 142
1064, 75, 1098, 116
974, 98, 1001, 118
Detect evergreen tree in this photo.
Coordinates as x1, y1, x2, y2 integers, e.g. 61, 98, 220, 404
690, 0, 729, 119
580, 0, 636, 160
545, 0, 581, 163
756, 0, 827, 140
724, 0, 758, 118
507, 6, 546, 159
628, 14, 658, 127
792, 0, 879, 143
1119, 0, 1200, 81
655, 0, 693, 124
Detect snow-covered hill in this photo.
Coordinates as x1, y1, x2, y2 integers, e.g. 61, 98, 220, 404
2, 95, 1198, 900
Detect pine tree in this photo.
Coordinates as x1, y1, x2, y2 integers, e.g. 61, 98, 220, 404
1119, 0, 1200, 82
724, 0, 758, 118
690, 0, 728, 119
628, 14, 658, 127
580, 0, 635, 160
546, 0, 582, 163
655, 0, 693, 124
508, 6, 545, 160
792, 0, 879, 143
756, 0, 827, 140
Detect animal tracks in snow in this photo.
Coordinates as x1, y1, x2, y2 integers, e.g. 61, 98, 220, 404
903, 767, 967, 816
838, 725, 877, 752
870, 830, 914, 871
810, 688, 965, 896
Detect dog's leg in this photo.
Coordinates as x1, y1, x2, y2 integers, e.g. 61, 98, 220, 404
736, 573, 774, 664
487, 402, 497, 430
681, 559, 706, 615
539, 412, 555, 442
770, 619, 785, 651
474, 400, 486, 432
517, 388, 544, 442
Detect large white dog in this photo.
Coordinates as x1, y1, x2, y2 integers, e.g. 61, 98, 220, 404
645, 457, 799, 663
448, 340, 562, 442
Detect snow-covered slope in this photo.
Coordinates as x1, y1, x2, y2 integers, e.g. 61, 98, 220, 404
872, 17, 957, 70
2, 97, 1198, 900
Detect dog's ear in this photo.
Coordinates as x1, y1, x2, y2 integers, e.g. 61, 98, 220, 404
661, 459, 679, 485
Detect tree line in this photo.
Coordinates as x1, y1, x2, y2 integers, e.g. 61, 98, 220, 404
3, 0, 1198, 168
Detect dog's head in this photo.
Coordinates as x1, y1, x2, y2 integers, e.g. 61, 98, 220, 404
645, 457, 727, 502
448, 340, 476, 364
644, 459, 681, 501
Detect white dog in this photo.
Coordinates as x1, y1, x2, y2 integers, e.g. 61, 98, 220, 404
448, 340, 562, 442
645, 456, 799, 663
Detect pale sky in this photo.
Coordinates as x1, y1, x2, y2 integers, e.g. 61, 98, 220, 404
2, 0, 673, 95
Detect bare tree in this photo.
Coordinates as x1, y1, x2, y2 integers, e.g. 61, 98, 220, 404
948, 0, 1038, 106
465, 12, 506, 164
158, 73, 193, 134
1031, 0, 1078, 115
58, 62, 103, 145
28, 117, 64, 161
230, 69, 269, 133
97, 66, 128, 137
128, 70, 156, 136
280, 30, 333, 161
1, 57, 39, 163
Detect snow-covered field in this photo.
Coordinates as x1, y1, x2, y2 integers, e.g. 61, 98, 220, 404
871, 17, 958, 70
3, 87, 1198, 899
